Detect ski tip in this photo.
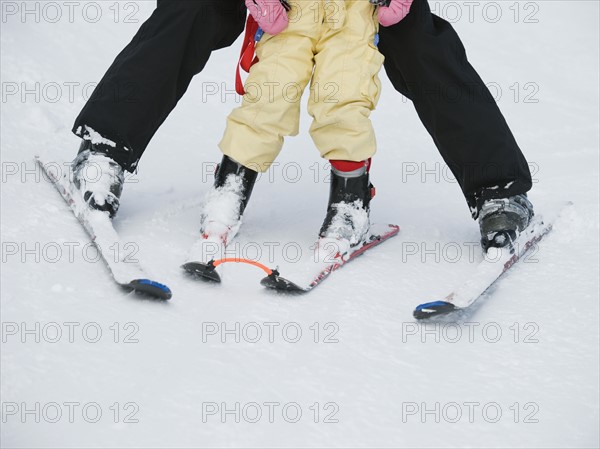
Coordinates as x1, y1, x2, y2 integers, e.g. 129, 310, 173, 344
128, 279, 172, 300
413, 301, 458, 320
182, 261, 222, 283
260, 272, 307, 293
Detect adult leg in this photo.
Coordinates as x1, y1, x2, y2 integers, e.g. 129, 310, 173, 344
73, 0, 245, 171
378, 0, 532, 216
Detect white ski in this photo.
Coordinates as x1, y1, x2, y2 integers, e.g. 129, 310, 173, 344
413, 204, 572, 319
36, 156, 172, 299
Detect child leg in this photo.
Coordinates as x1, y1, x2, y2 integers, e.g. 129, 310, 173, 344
219, 2, 320, 173
308, 2, 384, 164
202, 2, 320, 245
308, 2, 384, 246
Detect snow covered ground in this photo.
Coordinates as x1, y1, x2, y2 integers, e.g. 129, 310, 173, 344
1, 1, 598, 447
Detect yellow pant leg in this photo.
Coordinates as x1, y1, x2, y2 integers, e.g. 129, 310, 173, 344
308, 0, 385, 162
219, 2, 320, 173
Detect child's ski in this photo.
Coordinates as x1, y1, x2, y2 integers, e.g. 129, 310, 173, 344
413, 205, 571, 320
35, 157, 172, 300
260, 224, 400, 292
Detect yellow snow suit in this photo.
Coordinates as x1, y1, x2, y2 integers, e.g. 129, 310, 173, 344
219, 0, 384, 172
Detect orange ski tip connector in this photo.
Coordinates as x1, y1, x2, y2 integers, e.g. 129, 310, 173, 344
210, 258, 273, 276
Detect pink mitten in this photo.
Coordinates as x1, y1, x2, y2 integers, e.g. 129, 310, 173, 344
377, 0, 413, 27
245, 0, 289, 35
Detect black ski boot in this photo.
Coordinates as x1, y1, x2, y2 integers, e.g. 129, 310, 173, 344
319, 164, 374, 247
478, 194, 534, 251
71, 140, 125, 218
199, 155, 258, 244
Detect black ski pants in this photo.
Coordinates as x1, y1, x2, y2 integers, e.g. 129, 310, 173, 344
73, 0, 532, 216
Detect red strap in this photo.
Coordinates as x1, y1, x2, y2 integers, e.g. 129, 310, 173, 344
236, 15, 260, 96
330, 158, 372, 173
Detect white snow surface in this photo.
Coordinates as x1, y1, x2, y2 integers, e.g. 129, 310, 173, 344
1, 2, 599, 448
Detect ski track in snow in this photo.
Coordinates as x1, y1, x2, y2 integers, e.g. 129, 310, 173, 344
1, 3, 599, 448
